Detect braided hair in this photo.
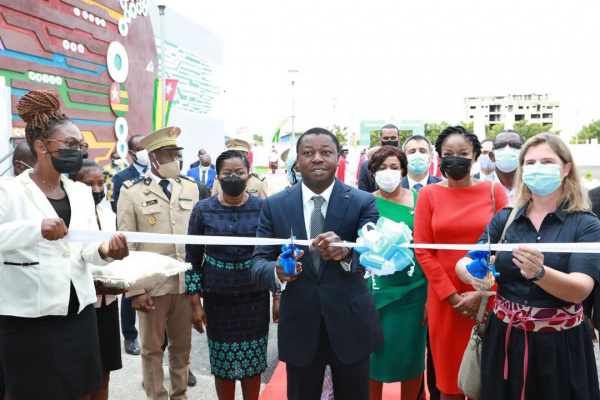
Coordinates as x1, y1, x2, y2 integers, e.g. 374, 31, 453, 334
16, 90, 72, 159
434, 125, 482, 160
215, 150, 250, 175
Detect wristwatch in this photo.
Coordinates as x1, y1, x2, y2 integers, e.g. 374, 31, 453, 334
527, 265, 545, 282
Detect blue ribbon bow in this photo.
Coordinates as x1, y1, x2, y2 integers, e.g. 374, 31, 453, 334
355, 217, 415, 276
466, 249, 500, 279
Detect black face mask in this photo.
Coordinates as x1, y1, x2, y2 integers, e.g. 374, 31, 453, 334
380, 140, 399, 148
440, 156, 472, 180
92, 191, 105, 206
221, 175, 247, 197
49, 148, 84, 174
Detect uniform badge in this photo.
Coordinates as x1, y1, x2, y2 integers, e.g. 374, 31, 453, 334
144, 189, 151, 196
170, 127, 181, 137
144, 177, 152, 185
149, 214, 156, 225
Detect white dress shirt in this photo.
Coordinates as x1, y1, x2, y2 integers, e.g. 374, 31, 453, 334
301, 181, 335, 239
407, 174, 430, 191
149, 170, 172, 192
494, 174, 516, 205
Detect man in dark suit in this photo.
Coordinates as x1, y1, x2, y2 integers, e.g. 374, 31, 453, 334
358, 124, 400, 192
252, 128, 383, 400
112, 135, 149, 213
401, 135, 442, 191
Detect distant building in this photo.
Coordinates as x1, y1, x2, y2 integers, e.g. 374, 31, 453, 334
464, 94, 560, 133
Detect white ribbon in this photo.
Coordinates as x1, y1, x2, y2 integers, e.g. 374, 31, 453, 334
57, 230, 600, 254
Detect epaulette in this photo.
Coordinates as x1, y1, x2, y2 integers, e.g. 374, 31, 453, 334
178, 174, 195, 182
251, 172, 265, 181
123, 176, 144, 188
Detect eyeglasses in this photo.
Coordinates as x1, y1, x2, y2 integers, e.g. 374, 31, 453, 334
220, 171, 247, 178
493, 142, 522, 150
44, 138, 89, 151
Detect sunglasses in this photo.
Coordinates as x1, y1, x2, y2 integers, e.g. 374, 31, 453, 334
492, 142, 522, 150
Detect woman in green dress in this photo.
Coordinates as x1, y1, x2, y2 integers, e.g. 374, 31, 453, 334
367, 145, 428, 400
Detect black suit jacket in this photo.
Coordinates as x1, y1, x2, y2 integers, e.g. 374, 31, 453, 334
401, 174, 442, 189
251, 179, 383, 366
358, 160, 376, 193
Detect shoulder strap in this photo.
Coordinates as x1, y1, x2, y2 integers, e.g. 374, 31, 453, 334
476, 206, 519, 325
491, 180, 496, 214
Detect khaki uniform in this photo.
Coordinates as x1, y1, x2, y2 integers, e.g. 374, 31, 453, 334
212, 172, 269, 198
117, 171, 198, 400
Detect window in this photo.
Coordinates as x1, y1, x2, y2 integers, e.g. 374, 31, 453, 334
489, 115, 501, 122
515, 114, 525, 121
508, 105, 513, 112
469, 115, 474, 119
518, 106, 523, 109
531, 114, 540, 119
490, 105, 501, 112
543, 113, 553, 119
470, 106, 476, 109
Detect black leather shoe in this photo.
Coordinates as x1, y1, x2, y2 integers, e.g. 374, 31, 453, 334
188, 369, 197, 387
124, 339, 140, 355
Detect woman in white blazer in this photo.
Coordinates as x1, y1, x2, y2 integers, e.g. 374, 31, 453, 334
0, 90, 128, 400
71, 160, 127, 400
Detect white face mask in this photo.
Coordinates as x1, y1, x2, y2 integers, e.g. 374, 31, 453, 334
134, 149, 150, 167
494, 146, 520, 173
113, 159, 124, 166
375, 169, 402, 193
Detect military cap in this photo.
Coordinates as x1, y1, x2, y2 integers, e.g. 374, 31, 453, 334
225, 138, 251, 153
140, 126, 183, 153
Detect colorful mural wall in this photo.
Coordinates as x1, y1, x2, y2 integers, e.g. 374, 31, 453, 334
0, 0, 158, 164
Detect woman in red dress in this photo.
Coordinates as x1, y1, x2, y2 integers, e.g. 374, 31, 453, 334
414, 126, 508, 399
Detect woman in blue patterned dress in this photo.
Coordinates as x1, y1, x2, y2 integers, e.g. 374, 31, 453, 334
185, 150, 270, 400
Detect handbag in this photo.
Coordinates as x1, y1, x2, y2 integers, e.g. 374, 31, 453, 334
457, 182, 518, 399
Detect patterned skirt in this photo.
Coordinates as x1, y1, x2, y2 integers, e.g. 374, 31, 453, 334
203, 290, 270, 380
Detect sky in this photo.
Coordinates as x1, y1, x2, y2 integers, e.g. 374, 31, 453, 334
165, 0, 600, 140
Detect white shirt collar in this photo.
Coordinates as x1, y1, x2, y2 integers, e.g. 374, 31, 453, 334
301, 180, 335, 206
407, 174, 429, 190
132, 162, 146, 174
148, 170, 172, 186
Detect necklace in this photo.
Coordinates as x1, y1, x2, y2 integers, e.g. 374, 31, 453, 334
32, 172, 60, 191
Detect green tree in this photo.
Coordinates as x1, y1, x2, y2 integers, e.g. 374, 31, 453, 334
512, 121, 557, 141
570, 120, 600, 144
424, 122, 450, 144
330, 124, 350, 146
253, 134, 263, 143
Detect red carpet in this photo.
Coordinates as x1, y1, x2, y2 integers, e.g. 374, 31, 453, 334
260, 362, 404, 399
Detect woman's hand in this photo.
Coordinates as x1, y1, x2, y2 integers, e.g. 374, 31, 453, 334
191, 304, 208, 334
452, 291, 483, 320
273, 295, 281, 323
513, 246, 544, 279
41, 218, 68, 240
99, 233, 129, 261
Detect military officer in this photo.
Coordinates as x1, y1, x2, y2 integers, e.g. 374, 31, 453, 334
117, 126, 199, 400
212, 138, 269, 198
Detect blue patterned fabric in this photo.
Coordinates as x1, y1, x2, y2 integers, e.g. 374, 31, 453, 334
185, 195, 270, 380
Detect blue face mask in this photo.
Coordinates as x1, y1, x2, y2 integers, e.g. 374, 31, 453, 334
494, 147, 520, 173
478, 154, 495, 171
522, 163, 563, 196
407, 153, 430, 174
